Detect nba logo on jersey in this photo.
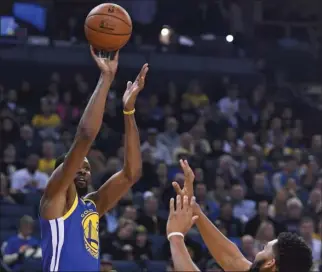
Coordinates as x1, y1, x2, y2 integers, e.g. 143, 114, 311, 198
82, 209, 99, 258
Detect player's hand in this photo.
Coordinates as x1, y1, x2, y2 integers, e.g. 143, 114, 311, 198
172, 160, 195, 200
123, 63, 149, 111
167, 195, 199, 236
90, 46, 119, 79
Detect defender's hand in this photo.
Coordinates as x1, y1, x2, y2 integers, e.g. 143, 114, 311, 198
123, 63, 149, 111
167, 195, 198, 236
172, 160, 195, 199
90, 46, 119, 79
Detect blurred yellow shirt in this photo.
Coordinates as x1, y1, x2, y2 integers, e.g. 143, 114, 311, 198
183, 93, 209, 108
32, 114, 61, 128
38, 158, 56, 174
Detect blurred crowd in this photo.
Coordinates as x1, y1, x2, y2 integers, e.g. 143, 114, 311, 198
0, 64, 321, 271
16, 0, 320, 57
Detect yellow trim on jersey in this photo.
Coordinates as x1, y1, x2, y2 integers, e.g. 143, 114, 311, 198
83, 198, 96, 208
62, 195, 78, 220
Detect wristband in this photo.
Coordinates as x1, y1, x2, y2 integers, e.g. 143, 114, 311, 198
123, 109, 135, 115
167, 232, 184, 241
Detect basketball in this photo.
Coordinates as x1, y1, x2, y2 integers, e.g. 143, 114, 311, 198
84, 3, 132, 52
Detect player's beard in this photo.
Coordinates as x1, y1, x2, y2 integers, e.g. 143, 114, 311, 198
248, 260, 265, 272
76, 185, 88, 197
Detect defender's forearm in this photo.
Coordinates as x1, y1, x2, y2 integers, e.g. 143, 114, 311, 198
169, 236, 200, 271
195, 206, 251, 271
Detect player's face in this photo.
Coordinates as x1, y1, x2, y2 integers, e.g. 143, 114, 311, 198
74, 160, 91, 193
251, 239, 277, 271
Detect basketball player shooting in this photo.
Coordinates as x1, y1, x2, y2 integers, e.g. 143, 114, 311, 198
167, 160, 313, 272
39, 48, 149, 271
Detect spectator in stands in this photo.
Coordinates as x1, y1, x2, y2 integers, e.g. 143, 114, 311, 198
310, 134, 322, 162
100, 257, 114, 272
236, 100, 258, 133
183, 80, 209, 109
38, 140, 56, 175
283, 197, 303, 233
246, 172, 273, 203
153, 162, 169, 194
305, 188, 322, 218
121, 205, 138, 222
55, 129, 73, 155
216, 200, 243, 237
137, 195, 166, 234
2, 215, 41, 272
240, 235, 256, 261
141, 128, 172, 165
0, 89, 19, 114
208, 174, 230, 204
157, 117, 180, 155
15, 125, 39, 161
148, 94, 163, 123
272, 155, 301, 191
172, 133, 194, 162
18, 81, 34, 111
244, 200, 283, 237
230, 184, 256, 223
56, 90, 80, 124
10, 154, 48, 194
266, 133, 289, 166
242, 156, 259, 189
195, 182, 219, 221
253, 221, 276, 253
1, 144, 20, 177
178, 96, 199, 132
0, 172, 15, 204
299, 217, 321, 269
133, 225, 153, 260
32, 98, 61, 129
101, 220, 136, 260
218, 84, 239, 126
0, 117, 19, 150
239, 132, 262, 158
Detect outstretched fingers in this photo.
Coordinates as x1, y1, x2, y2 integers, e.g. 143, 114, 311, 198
172, 181, 183, 196
169, 198, 175, 214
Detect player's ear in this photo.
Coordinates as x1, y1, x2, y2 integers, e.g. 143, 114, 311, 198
262, 258, 276, 271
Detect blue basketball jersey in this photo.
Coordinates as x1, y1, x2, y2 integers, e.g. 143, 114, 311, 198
40, 196, 100, 271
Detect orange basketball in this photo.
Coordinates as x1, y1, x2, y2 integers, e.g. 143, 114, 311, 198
84, 3, 132, 52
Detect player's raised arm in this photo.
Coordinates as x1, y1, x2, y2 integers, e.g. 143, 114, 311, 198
40, 48, 119, 220
88, 63, 148, 216
167, 195, 200, 271
173, 160, 252, 272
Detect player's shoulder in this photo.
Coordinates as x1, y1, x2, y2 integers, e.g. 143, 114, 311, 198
82, 193, 97, 208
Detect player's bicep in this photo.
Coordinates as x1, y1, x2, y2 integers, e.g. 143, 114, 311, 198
89, 171, 132, 217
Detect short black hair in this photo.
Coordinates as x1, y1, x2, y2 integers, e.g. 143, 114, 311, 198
274, 232, 312, 272
54, 154, 66, 170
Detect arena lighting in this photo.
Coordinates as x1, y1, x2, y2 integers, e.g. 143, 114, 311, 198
226, 34, 234, 43
178, 35, 194, 47
159, 25, 173, 45
161, 27, 170, 37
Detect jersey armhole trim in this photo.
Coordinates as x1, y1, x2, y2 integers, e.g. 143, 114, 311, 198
62, 195, 78, 220
83, 198, 96, 208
